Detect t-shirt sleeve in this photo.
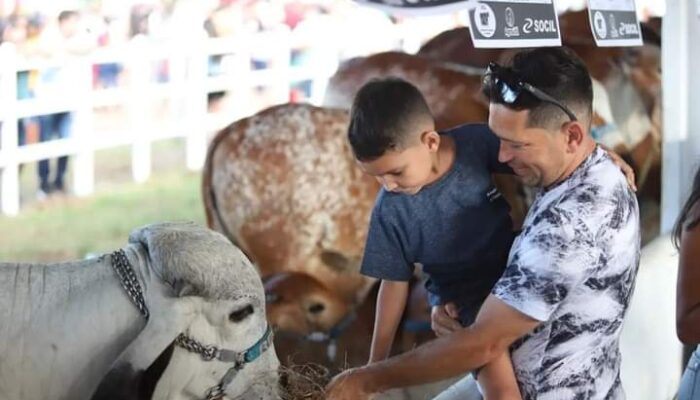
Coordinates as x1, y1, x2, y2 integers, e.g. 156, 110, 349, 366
360, 200, 414, 281
467, 124, 513, 174
491, 208, 597, 321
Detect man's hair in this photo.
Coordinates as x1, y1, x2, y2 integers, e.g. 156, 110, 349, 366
482, 47, 593, 130
348, 77, 434, 162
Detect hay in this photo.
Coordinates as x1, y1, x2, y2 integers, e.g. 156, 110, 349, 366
279, 363, 332, 400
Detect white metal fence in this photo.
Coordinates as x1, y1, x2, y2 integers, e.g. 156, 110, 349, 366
0, 19, 459, 216
0, 25, 408, 216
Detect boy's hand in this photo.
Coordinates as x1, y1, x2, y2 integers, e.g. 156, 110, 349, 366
431, 302, 461, 337
599, 144, 637, 192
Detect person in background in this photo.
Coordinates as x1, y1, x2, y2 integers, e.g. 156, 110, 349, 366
35, 10, 95, 197
675, 166, 700, 400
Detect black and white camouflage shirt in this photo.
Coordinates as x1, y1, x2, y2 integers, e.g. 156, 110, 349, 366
492, 146, 641, 400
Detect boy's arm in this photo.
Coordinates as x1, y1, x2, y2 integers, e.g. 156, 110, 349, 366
368, 280, 409, 363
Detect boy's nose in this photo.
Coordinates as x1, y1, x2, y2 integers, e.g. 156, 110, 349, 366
383, 182, 399, 192
377, 176, 398, 192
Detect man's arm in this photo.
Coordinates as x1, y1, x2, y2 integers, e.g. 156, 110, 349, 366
326, 295, 540, 399
368, 280, 409, 363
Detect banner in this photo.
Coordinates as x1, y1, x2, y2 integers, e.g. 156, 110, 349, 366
355, 0, 561, 48
587, 0, 643, 46
467, 0, 561, 48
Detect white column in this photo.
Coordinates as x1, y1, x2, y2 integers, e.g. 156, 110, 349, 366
72, 60, 95, 197
184, 39, 209, 171
0, 43, 20, 216
128, 39, 152, 183
661, 0, 700, 232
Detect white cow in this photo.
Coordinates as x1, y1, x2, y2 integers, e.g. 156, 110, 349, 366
0, 222, 280, 400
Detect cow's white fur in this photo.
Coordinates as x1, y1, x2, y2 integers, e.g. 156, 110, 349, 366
0, 222, 279, 400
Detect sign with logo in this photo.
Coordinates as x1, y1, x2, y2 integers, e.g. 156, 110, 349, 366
588, 0, 642, 46
468, 1, 561, 48
354, 0, 560, 48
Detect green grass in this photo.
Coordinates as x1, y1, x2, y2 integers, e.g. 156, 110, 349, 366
0, 171, 205, 262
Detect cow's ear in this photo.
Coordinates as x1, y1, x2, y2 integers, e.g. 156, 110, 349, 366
319, 250, 359, 273
172, 280, 197, 297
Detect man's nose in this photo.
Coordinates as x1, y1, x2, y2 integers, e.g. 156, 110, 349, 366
498, 141, 512, 164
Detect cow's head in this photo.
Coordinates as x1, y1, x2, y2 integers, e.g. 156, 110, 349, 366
93, 222, 280, 400
263, 271, 350, 335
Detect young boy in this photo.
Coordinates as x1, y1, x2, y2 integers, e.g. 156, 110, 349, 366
349, 77, 521, 399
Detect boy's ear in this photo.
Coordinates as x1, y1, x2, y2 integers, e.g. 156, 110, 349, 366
421, 130, 441, 152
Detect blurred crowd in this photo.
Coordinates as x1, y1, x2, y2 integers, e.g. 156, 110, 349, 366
0, 0, 461, 200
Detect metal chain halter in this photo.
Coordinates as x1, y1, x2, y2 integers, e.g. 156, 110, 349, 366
110, 249, 149, 319
175, 326, 274, 400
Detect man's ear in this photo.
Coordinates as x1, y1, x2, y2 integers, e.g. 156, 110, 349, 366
564, 122, 585, 152
421, 130, 441, 152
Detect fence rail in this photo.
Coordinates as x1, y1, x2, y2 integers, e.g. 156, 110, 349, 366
0, 22, 455, 216
0, 28, 344, 216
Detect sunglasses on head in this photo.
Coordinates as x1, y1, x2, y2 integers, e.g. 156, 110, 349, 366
484, 62, 578, 122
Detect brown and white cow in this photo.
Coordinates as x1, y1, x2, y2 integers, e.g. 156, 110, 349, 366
202, 103, 379, 304
202, 103, 437, 375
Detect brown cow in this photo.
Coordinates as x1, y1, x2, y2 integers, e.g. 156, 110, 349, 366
324, 51, 488, 131
202, 103, 380, 304
264, 271, 433, 373
417, 15, 663, 201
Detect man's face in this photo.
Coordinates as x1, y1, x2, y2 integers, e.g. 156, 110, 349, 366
357, 137, 436, 195
488, 103, 569, 188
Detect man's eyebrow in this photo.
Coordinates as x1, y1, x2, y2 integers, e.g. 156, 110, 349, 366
494, 134, 525, 144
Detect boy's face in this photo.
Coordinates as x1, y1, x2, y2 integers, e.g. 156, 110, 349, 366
357, 132, 439, 195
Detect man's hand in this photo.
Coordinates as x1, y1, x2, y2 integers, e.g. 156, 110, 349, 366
600, 144, 637, 192
431, 302, 462, 337
325, 368, 373, 400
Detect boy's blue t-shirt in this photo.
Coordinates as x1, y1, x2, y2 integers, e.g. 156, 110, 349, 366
360, 123, 515, 325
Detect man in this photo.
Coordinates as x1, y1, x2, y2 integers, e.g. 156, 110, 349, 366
326, 47, 641, 400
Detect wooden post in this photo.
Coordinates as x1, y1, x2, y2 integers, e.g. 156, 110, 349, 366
661, 0, 700, 232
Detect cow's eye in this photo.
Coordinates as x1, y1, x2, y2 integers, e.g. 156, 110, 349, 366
229, 304, 254, 322
265, 293, 280, 303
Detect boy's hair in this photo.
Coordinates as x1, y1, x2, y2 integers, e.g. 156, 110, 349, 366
348, 77, 434, 162
58, 10, 79, 24
482, 47, 593, 130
